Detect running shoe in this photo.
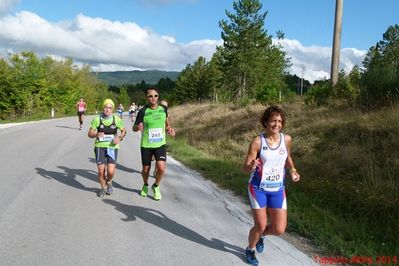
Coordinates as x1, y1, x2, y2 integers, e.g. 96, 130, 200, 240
106, 182, 113, 195
97, 188, 106, 198
256, 236, 264, 253
140, 184, 148, 197
245, 248, 259, 265
152, 184, 162, 201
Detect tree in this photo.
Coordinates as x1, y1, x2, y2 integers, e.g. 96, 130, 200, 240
156, 77, 176, 102
0, 57, 13, 119
208, 48, 225, 102
173, 56, 213, 104
0, 51, 109, 120
118, 86, 130, 108
218, 0, 289, 102
361, 24, 399, 107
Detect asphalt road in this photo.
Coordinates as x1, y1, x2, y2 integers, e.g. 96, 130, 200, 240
0, 115, 318, 266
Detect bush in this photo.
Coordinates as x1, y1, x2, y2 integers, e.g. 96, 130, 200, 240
305, 81, 332, 106
255, 84, 280, 103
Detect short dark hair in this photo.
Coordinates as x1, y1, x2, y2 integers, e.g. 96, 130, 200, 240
260, 105, 286, 128
145, 87, 159, 95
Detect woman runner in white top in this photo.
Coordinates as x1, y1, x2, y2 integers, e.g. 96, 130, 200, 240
242, 105, 300, 265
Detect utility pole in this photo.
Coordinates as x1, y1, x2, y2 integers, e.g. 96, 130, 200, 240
331, 0, 343, 86
300, 65, 305, 95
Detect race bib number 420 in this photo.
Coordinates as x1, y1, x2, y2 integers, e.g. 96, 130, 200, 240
259, 168, 284, 191
149, 128, 164, 143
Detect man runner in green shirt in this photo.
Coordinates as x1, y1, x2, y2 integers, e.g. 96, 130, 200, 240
132, 88, 175, 200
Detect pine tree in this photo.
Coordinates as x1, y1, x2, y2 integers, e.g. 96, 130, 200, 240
218, 0, 289, 101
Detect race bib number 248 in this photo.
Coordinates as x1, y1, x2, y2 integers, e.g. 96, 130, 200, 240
149, 128, 163, 143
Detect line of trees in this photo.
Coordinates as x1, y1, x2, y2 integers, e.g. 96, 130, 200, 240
110, 77, 176, 107
0, 51, 111, 120
305, 24, 399, 108
3, 0, 396, 120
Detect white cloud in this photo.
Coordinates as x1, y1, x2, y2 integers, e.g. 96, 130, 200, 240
277, 38, 367, 83
0, 11, 367, 84
0, 0, 19, 15
89, 63, 142, 72
0, 11, 218, 71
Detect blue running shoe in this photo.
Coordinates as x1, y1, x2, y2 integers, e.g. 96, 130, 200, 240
106, 182, 113, 195
245, 248, 258, 265
256, 236, 264, 253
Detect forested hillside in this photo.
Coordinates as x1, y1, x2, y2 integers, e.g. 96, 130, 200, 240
95, 70, 180, 86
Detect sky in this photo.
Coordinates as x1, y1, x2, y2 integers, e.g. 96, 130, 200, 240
0, 0, 398, 83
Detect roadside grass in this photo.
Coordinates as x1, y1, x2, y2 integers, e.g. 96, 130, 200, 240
0, 111, 72, 123
167, 99, 399, 258
0, 113, 53, 123
167, 138, 248, 197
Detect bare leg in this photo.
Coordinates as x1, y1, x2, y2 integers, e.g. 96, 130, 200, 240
154, 160, 166, 185
263, 208, 287, 236
248, 208, 267, 249
142, 165, 150, 185
105, 163, 116, 183
97, 164, 107, 188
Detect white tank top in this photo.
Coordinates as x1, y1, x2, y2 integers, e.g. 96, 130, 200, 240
250, 133, 287, 192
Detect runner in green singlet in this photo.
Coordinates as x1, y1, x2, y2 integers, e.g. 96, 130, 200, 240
88, 99, 126, 197
132, 88, 175, 201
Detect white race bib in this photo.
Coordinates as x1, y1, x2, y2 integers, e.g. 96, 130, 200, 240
98, 134, 115, 142
149, 128, 163, 143
260, 168, 284, 191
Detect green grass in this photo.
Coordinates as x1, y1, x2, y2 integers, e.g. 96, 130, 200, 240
167, 138, 248, 197
167, 100, 399, 258
0, 111, 72, 124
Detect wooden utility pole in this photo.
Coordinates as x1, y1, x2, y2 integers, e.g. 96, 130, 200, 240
300, 65, 305, 95
331, 0, 343, 86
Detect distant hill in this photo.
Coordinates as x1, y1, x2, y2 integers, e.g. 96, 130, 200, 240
94, 70, 180, 86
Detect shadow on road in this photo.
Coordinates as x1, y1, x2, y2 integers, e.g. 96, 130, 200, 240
116, 163, 142, 174
35, 166, 139, 195
36, 166, 97, 193
55, 125, 79, 130
103, 199, 246, 261
88, 157, 141, 175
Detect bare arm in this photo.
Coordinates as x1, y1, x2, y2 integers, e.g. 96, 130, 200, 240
113, 127, 127, 144
242, 136, 261, 173
88, 127, 99, 138
165, 117, 175, 137
132, 123, 142, 132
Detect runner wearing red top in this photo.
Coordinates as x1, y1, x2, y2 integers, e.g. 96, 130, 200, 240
76, 97, 87, 130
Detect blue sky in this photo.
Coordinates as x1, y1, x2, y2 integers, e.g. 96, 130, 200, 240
1, 0, 398, 82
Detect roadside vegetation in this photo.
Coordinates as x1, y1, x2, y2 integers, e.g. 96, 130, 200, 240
167, 100, 399, 257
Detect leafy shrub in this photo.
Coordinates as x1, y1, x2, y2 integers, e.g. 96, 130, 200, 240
255, 84, 280, 103
305, 81, 332, 106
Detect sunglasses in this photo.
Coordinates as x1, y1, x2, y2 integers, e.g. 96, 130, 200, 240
147, 95, 159, 98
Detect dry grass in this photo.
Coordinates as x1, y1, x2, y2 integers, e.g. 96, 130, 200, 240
171, 103, 265, 161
